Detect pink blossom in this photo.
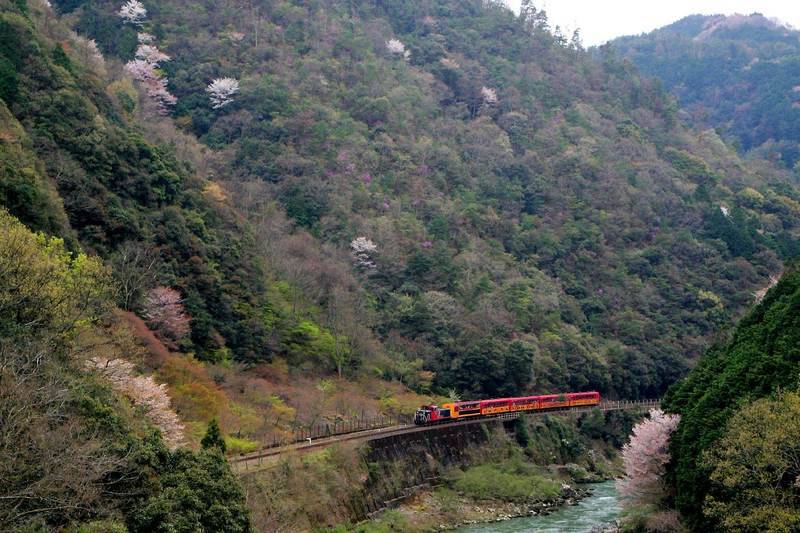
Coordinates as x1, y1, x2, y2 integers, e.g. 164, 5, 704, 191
90, 357, 185, 449
617, 409, 680, 506
361, 172, 372, 184
421, 240, 433, 249
143, 286, 190, 342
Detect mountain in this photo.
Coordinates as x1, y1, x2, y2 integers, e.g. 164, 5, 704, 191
608, 13, 800, 168
663, 264, 800, 530
3, 0, 800, 529
29, 0, 799, 401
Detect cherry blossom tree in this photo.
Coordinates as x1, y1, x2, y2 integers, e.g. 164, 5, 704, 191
135, 44, 170, 66
350, 236, 378, 268
90, 357, 185, 449
137, 32, 155, 44
385, 38, 410, 61
125, 43, 177, 113
118, 0, 146, 25
617, 409, 681, 506
206, 77, 240, 109
481, 86, 499, 106
142, 286, 190, 343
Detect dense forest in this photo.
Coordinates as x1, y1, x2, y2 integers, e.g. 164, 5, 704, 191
663, 264, 800, 531
44, 0, 799, 400
609, 13, 800, 168
2, 0, 800, 529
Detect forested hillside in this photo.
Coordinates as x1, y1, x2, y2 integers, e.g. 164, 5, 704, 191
663, 264, 800, 530
3, 0, 800, 529
49, 0, 800, 399
609, 13, 800, 168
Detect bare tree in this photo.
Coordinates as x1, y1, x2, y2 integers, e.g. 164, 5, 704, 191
110, 242, 161, 311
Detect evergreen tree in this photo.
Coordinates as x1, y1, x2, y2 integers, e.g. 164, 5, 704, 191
201, 419, 226, 453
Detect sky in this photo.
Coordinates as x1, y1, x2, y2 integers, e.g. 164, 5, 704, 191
503, 0, 800, 46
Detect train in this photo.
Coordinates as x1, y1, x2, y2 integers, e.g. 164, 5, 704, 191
413, 391, 600, 425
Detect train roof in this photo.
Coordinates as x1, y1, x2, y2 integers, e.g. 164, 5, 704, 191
450, 391, 600, 405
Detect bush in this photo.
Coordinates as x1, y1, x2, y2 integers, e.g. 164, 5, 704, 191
450, 463, 561, 503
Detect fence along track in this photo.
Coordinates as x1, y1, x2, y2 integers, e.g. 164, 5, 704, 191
233, 399, 660, 469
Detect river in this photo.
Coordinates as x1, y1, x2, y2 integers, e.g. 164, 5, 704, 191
457, 480, 621, 533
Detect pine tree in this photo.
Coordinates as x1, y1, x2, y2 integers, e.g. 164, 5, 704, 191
201, 419, 226, 452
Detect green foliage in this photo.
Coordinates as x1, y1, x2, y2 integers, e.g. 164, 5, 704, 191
223, 435, 260, 455
450, 462, 561, 503
0, 211, 250, 532
0, 4, 276, 363
6, 0, 800, 404
611, 14, 800, 168
663, 266, 800, 529
200, 418, 226, 452
51, 43, 72, 72
0, 209, 112, 339
703, 392, 800, 532
129, 448, 250, 533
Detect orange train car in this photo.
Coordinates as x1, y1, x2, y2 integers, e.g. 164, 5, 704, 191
413, 391, 600, 425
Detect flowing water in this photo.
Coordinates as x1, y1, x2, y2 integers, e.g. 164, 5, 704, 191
457, 480, 621, 533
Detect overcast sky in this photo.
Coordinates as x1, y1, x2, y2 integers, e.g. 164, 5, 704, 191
503, 1, 800, 46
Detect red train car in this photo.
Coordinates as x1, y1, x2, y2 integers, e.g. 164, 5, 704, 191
414, 391, 600, 425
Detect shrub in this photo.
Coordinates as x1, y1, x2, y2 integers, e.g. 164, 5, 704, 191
451, 463, 561, 503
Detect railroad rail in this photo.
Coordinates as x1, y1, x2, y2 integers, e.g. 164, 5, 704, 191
233, 399, 660, 470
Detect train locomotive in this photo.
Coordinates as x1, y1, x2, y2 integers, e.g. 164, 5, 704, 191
413, 391, 600, 425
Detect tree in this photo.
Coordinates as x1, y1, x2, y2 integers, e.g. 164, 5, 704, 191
201, 418, 226, 452
480, 86, 498, 106
206, 77, 240, 109
142, 286, 190, 344
617, 409, 680, 506
90, 356, 185, 449
130, 447, 250, 533
125, 42, 177, 113
118, 0, 146, 26
110, 242, 160, 310
135, 44, 170, 66
703, 393, 800, 532
350, 236, 378, 269
385, 38, 410, 60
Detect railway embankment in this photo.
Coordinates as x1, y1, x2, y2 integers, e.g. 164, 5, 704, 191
240, 408, 648, 531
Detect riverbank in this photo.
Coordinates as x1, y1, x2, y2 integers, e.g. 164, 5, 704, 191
383, 481, 592, 531
345, 459, 614, 532
458, 480, 622, 532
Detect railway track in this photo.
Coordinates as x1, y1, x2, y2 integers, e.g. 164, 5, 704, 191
233, 399, 660, 470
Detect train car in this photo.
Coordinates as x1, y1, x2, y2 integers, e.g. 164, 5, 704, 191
413, 391, 600, 425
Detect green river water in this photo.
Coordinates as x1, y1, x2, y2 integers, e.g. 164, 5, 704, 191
457, 480, 621, 533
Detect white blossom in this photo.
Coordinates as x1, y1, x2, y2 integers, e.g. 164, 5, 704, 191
125, 59, 156, 81
68, 31, 105, 70
481, 86, 499, 106
135, 43, 170, 66
720, 205, 730, 217
137, 32, 155, 44
350, 236, 378, 268
125, 60, 177, 114
617, 409, 680, 505
206, 77, 240, 109
385, 38, 405, 55
90, 357, 185, 449
118, 0, 147, 26
144, 78, 177, 113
